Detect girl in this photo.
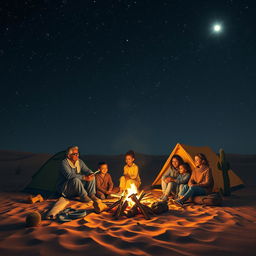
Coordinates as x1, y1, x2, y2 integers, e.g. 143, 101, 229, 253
119, 150, 141, 192
175, 163, 191, 198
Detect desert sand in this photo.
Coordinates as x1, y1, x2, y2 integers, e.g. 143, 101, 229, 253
0, 150, 256, 256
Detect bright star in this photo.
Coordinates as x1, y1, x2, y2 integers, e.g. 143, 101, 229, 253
213, 23, 222, 33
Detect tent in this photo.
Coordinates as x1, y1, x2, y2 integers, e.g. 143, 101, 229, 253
25, 151, 93, 195
152, 143, 244, 192
24, 151, 66, 195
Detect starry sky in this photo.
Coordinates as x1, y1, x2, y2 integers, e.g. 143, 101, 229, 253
0, 0, 255, 155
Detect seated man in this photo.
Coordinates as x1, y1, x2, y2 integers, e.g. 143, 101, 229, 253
56, 146, 99, 202
95, 162, 118, 200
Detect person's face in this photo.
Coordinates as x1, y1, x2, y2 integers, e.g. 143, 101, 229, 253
179, 165, 186, 174
68, 148, 79, 162
125, 155, 134, 166
194, 156, 202, 167
100, 164, 108, 174
172, 158, 179, 168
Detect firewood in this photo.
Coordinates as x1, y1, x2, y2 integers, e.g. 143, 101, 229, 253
126, 207, 139, 218
115, 200, 128, 219
142, 204, 157, 216
129, 193, 151, 220
93, 201, 108, 213
106, 196, 124, 212
113, 196, 126, 217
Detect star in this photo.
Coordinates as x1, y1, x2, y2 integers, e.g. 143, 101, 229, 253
212, 23, 223, 33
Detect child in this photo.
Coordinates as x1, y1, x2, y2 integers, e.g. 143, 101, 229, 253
95, 162, 115, 200
175, 162, 191, 198
119, 150, 141, 192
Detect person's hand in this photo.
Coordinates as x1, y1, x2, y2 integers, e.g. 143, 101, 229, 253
83, 174, 94, 181
106, 190, 112, 195
164, 177, 172, 183
124, 175, 130, 180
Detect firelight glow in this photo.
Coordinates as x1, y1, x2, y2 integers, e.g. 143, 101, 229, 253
125, 183, 138, 207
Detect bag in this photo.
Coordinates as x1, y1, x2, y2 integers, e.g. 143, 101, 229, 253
57, 208, 87, 222
193, 192, 223, 206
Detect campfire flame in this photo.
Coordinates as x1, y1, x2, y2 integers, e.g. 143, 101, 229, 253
124, 183, 138, 208
107, 184, 155, 220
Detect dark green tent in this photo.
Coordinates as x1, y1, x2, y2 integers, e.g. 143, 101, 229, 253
24, 151, 66, 195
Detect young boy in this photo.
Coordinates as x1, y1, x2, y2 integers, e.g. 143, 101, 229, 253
95, 162, 115, 200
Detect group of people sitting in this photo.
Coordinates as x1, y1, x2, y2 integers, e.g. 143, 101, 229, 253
160, 154, 214, 206
56, 146, 214, 206
56, 146, 140, 203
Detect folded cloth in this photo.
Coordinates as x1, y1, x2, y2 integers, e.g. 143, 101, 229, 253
57, 208, 87, 222
46, 196, 69, 219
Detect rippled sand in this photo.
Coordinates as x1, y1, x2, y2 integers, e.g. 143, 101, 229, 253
0, 188, 256, 256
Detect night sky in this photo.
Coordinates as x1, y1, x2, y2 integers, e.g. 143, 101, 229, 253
1, 0, 255, 155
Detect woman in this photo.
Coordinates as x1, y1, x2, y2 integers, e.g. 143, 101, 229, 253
160, 154, 184, 201
174, 153, 214, 206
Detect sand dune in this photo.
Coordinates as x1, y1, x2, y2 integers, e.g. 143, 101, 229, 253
0, 150, 256, 255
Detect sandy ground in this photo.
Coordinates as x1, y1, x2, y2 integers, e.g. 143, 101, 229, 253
0, 188, 256, 256
0, 150, 256, 255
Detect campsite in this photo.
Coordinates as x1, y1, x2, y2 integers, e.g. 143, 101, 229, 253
1, 2, 256, 255
0, 144, 256, 256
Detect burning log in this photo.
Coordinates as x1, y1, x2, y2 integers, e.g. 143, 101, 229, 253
142, 204, 157, 216
114, 200, 128, 220
106, 196, 124, 212
106, 185, 156, 220
126, 190, 145, 218
129, 193, 151, 220
138, 191, 146, 201
125, 206, 139, 218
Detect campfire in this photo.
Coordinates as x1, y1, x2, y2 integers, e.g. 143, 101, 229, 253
107, 184, 156, 220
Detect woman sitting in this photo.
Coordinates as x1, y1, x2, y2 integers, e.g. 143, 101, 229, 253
160, 154, 184, 201
174, 153, 214, 206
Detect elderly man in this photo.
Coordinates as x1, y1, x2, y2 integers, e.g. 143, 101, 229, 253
56, 146, 99, 202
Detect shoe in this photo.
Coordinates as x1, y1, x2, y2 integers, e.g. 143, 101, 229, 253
90, 194, 101, 202
172, 199, 184, 207
169, 194, 175, 199
99, 194, 106, 200
28, 194, 44, 204
80, 195, 91, 203
159, 195, 168, 201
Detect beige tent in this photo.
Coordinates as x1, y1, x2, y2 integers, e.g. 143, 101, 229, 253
152, 143, 244, 192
